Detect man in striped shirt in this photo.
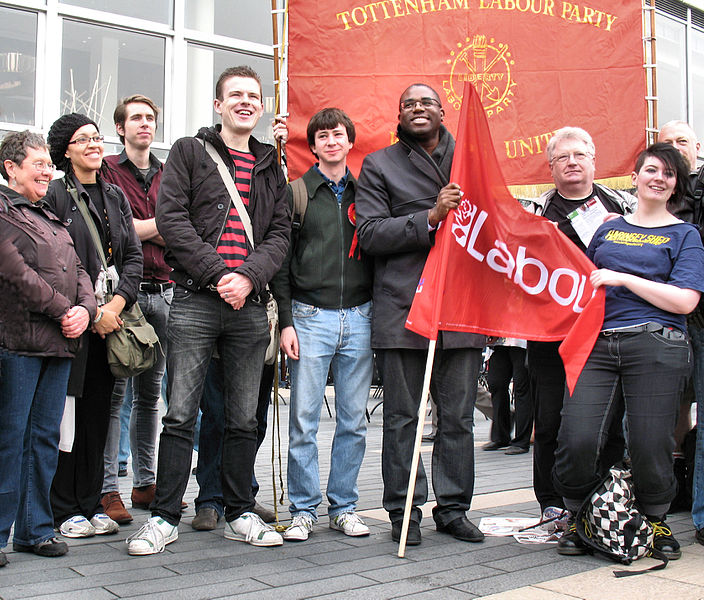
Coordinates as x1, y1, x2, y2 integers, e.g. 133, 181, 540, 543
128, 66, 290, 555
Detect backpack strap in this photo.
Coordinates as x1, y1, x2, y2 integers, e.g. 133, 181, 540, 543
693, 165, 704, 228
289, 177, 308, 231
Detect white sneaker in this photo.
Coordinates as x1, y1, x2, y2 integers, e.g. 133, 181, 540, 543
90, 513, 119, 535
283, 513, 314, 542
224, 512, 283, 546
126, 517, 178, 555
59, 515, 96, 538
329, 512, 370, 537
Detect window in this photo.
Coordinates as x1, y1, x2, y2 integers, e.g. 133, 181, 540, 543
655, 14, 687, 126
0, 7, 37, 126
185, 0, 272, 44
61, 0, 172, 26
60, 20, 165, 142
185, 45, 277, 144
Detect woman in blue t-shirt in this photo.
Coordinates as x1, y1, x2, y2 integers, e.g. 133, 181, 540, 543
553, 143, 704, 560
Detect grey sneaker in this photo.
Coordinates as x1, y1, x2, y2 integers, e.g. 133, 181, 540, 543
90, 513, 119, 535
224, 512, 283, 546
330, 512, 370, 537
283, 513, 315, 542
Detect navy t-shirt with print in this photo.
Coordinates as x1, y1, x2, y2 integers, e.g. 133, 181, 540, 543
587, 216, 704, 331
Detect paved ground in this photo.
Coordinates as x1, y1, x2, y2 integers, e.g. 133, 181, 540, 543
1, 387, 703, 599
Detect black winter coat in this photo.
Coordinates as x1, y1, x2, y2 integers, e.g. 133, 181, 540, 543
45, 174, 143, 393
356, 126, 485, 350
155, 125, 290, 295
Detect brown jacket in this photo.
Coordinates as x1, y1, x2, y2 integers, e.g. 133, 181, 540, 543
0, 186, 96, 357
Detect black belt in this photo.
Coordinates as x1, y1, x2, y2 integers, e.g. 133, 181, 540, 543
601, 321, 685, 340
203, 283, 269, 304
139, 281, 174, 293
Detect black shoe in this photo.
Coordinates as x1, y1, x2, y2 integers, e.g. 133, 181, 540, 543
13, 537, 68, 557
191, 507, 220, 531
391, 520, 421, 546
557, 518, 587, 555
482, 441, 509, 451
696, 527, 704, 546
436, 516, 484, 542
651, 519, 681, 560
0, 551, 7, 567
505, 445, 529, 455
118, 466, 128, 478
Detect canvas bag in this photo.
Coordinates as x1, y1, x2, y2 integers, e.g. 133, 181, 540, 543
202, 140, 279, 365
575, 465, 668, 577
68, 181, 161, 377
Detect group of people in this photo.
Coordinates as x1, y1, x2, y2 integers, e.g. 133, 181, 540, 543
2, 63, 704, 569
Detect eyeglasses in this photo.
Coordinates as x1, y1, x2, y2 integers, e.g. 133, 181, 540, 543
67, 135, 105, 146
400, 97, 442, 111
550, 152, 593, 165
27, 161, 56, 173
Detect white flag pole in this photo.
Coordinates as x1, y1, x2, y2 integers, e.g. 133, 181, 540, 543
397, 338, 437, 558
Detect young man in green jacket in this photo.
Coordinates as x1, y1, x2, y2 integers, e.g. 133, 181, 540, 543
272, 108, 373, 542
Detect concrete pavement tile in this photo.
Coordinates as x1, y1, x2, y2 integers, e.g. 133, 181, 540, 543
481, 587, 580, 599
0, 566, 173, 600
647, 543, 704, 585
537, 559, 704, 600
214, 574, 372, 600
254, 553, 401, 586
452, 559, 598, 596
363, 561, 502, 584
392, 587, 477, 599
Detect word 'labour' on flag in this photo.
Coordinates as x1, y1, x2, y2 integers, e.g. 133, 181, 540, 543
405, 81, 605, 392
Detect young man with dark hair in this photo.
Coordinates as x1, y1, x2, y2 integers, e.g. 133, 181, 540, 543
271, 107, 373, 542
100, 95, 169, 525
127, 66, 289, 554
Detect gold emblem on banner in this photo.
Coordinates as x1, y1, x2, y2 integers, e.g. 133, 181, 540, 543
443, 35, 516, 117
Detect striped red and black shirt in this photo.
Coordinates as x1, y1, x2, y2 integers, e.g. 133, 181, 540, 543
216, 148, 254, 268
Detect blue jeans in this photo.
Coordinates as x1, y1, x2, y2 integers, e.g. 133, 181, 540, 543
152, 287, 268, 525
0, 352, 71, 547
102, 287, 171, 492
118, 384, 132, 469
287, 300, 372, 519
554, 330, 690, 516
691, 325, 704, 529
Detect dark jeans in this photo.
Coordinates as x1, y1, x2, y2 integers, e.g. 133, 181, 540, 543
0, 352, 71, 547
195, 359, 274, 516
377, 347, 481, 527
527, 340, 625, 511
152, 287, 268, 525
486, 346, 532, 448
51, 334, 115, 525
553, 330, 690, 516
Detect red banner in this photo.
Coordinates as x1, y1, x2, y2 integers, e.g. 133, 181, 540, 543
287, 0, 644, 186
405, 82, 604, 391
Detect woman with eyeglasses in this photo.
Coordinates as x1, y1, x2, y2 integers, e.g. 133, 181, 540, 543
0, 131, 97, 566
553, 143, 704, 560
44, 113, 142, 540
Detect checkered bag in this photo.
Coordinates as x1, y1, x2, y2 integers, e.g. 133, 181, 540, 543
575, 466, 668, 577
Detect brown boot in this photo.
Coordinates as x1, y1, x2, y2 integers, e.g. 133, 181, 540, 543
101, 492, 133, 524
131, 484, 156, 509
132, 485, 187, 511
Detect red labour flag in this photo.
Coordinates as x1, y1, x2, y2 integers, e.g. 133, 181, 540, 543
405, 82, 605, 392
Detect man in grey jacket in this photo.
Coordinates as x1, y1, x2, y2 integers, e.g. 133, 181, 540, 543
356, 83, 486, 546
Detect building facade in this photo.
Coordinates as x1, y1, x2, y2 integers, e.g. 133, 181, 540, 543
0, 0, 282, 158
0, 1, 701, 160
